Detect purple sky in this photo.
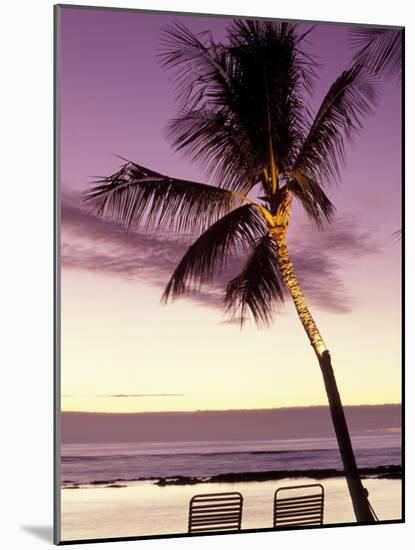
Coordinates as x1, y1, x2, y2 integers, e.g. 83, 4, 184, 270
59, 7, 402, 413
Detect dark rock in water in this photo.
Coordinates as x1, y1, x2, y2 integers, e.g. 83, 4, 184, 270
90, 480, 117, 485
375, 472, 401, 479
156, 476, 201, 486
153, 464, 402, 486
105, 484, 127, 488
365, 465, 402, 479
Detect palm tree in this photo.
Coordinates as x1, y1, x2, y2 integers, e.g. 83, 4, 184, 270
85, 20, 378, 522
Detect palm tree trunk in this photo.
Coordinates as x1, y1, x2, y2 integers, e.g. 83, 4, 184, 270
272, 226, 376, 523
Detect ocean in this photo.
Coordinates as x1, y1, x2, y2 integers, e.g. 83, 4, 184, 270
61, 432, 401, 487
60, 406, 402, 541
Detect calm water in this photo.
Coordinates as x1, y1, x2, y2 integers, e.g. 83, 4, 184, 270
61, 432, 401, 485
61, 476, 402, 541
60, 431, 402, 541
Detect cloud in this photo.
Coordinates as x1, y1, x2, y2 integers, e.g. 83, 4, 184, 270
287, 218, 379, 313
61, 192, 233, 310
62, 194, 191, 282
298, 218, 378, 257
61, 193, 378, 316
97, 393, 186, 398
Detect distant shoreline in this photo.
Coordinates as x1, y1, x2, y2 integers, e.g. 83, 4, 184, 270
61, 404, 402, 444
62, 464, 401, 488
62, 403, 402, 417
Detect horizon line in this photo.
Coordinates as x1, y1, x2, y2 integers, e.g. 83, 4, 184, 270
61, 402, 402, 415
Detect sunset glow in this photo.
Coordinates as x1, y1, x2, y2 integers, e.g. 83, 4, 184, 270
60, 9, 401, 414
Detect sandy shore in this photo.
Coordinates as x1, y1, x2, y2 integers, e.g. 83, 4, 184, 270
61, 476, 401, 542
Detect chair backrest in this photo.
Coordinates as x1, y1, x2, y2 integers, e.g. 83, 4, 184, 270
273, 484, 324, 528
188, 492, 243, 534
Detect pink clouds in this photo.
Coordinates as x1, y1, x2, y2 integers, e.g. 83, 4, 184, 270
61, 192, 378, 315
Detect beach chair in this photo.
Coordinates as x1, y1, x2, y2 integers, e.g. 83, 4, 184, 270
188, 492, 243, 534
273, 484, 324, 528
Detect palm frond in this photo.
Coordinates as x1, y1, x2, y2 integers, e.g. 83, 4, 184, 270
288, 171, 335, 225
350, 27, 403, 79
83, 160, 239, 234
159, 21, 235, 110
167, 109, 258, 194
228, 20, 317, 95
226, 19, 315, 173
160, 20, 317, 193
293, 63, 378, 184
390, 229, 401, 243
224, 234, 285, 326
162, 204, 265, 301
